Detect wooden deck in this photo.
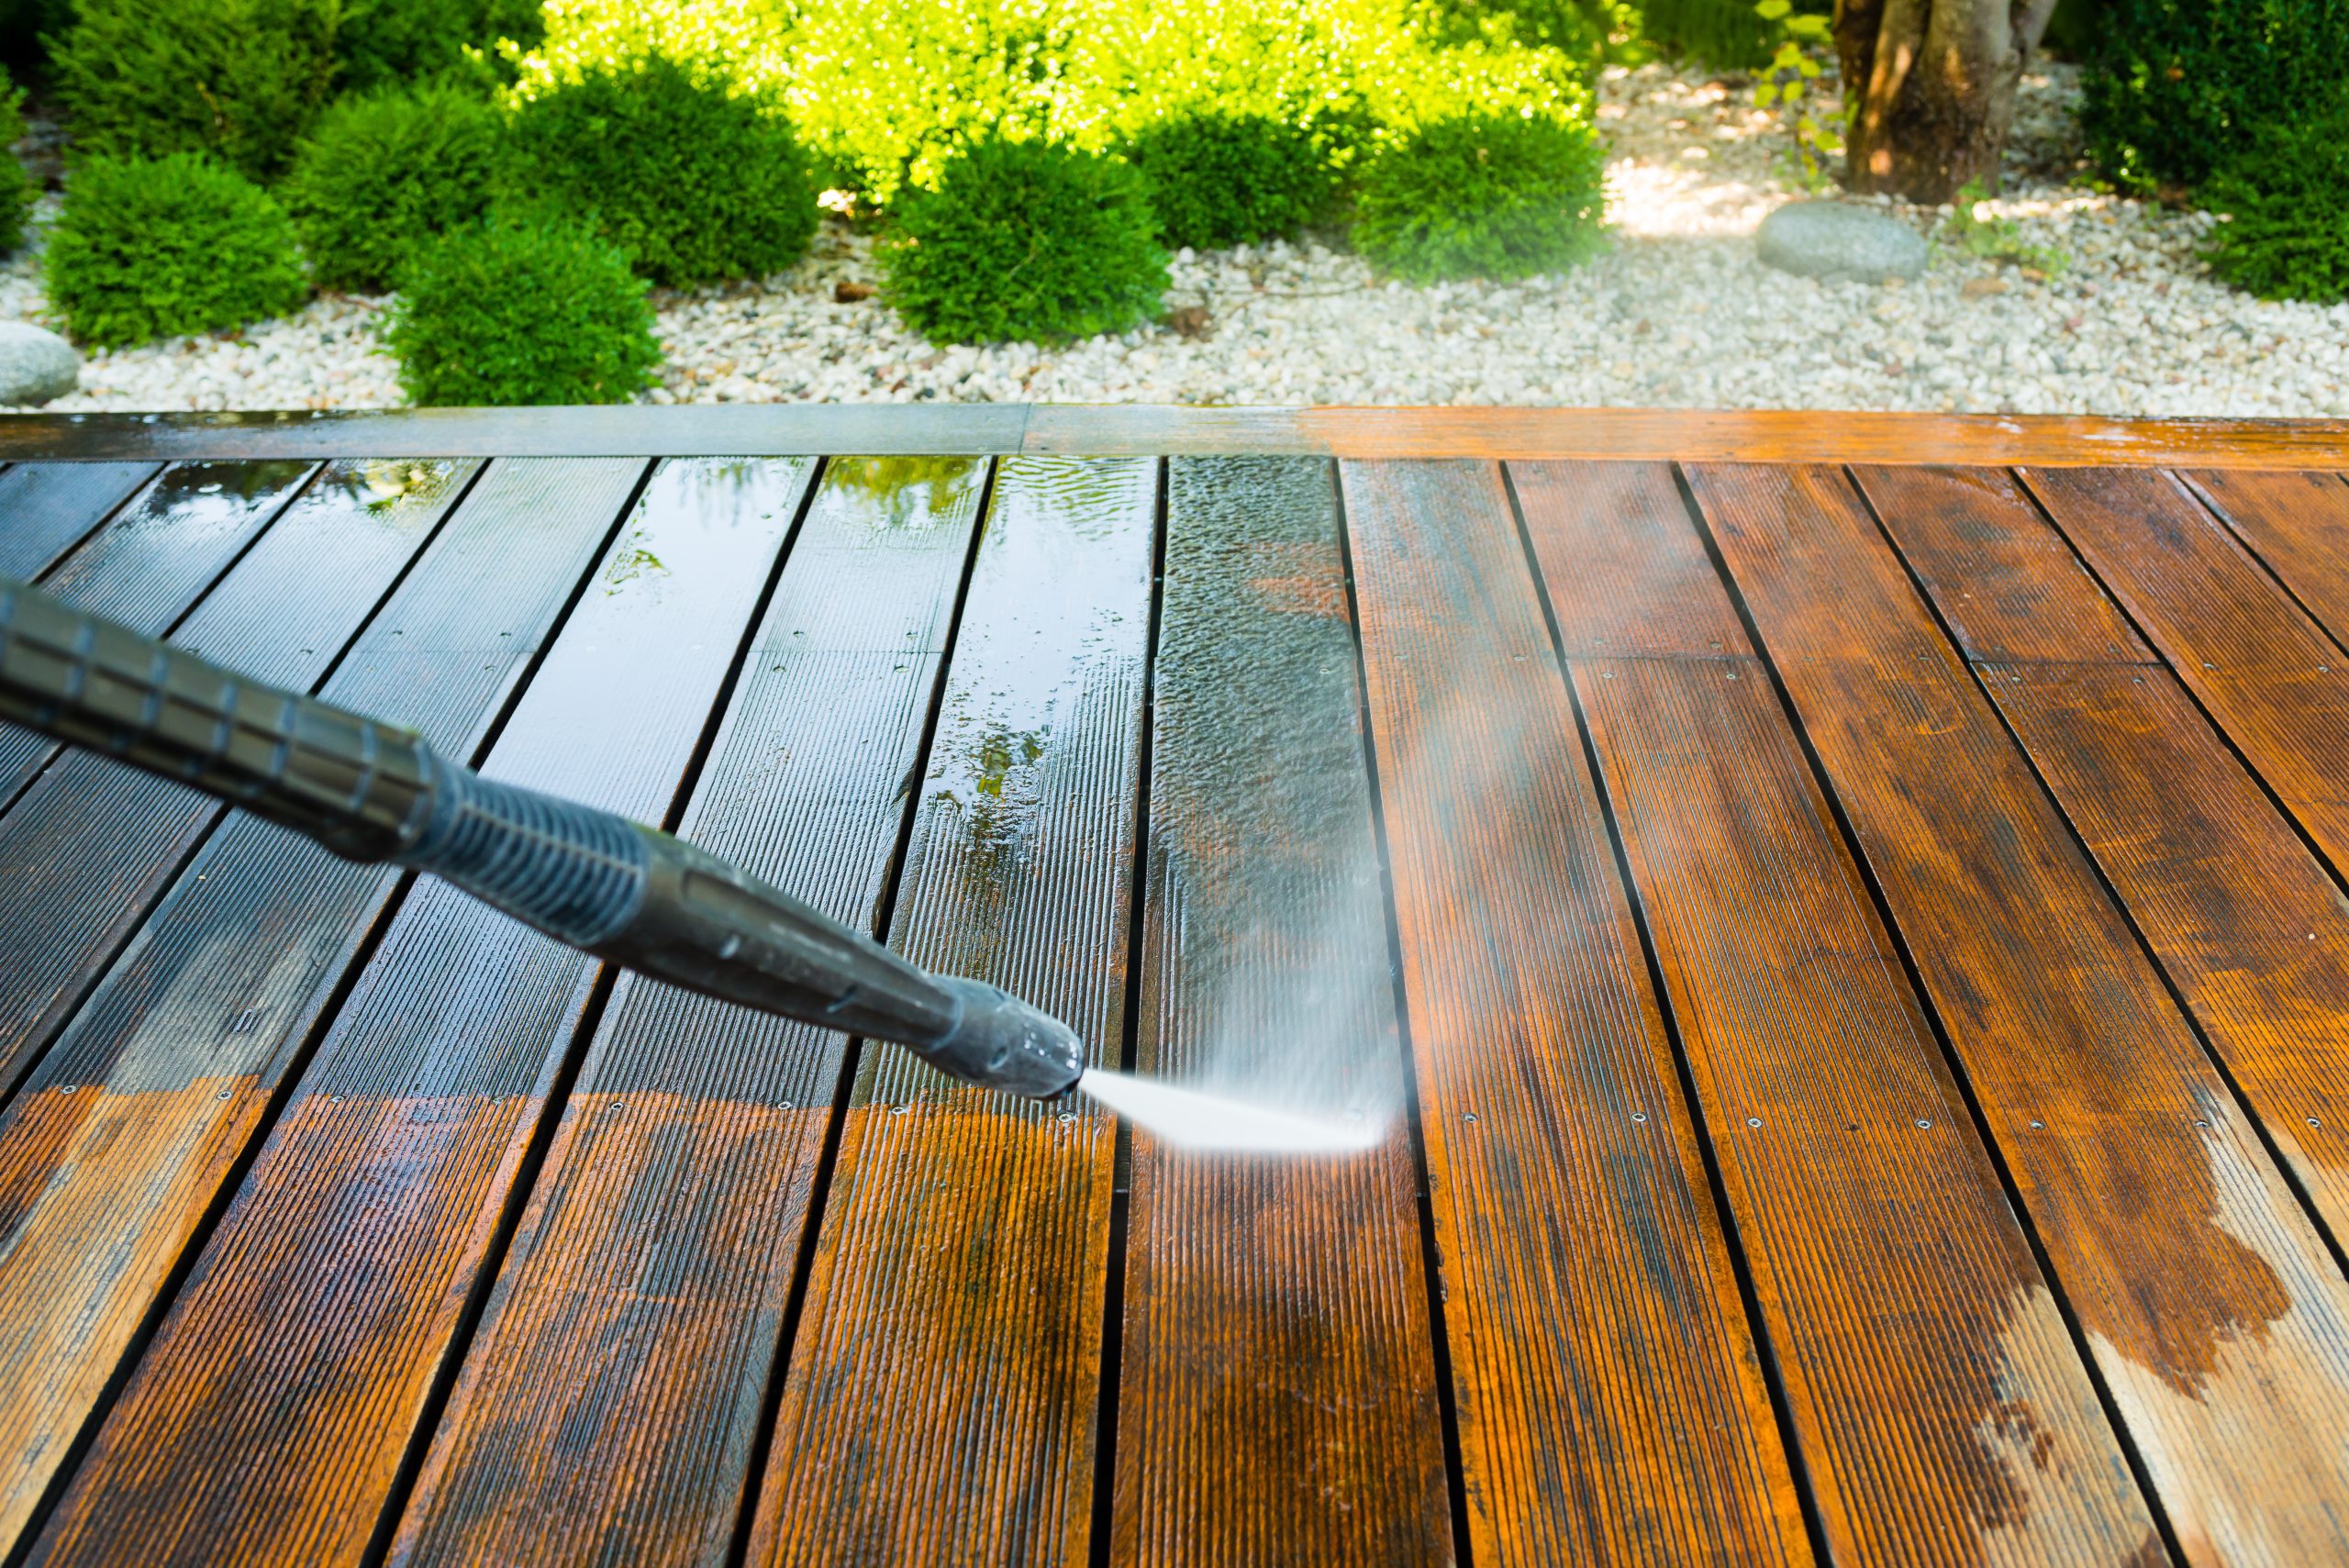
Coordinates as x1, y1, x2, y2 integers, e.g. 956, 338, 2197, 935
3, 409, 2348, 1567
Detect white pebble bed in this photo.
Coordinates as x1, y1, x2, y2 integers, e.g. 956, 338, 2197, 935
6, 61, 2346, 416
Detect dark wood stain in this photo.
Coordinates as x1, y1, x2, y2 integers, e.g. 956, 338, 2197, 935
388, 456, 987, 1568
1692, 461, 2349, 1567
1519, 460, 2159, 1565
749, 456, 1154, 1568
1110, 456, 1449, 1565
2186, 469, 2349, 651
1341, 459, 1808, 1566
27, 460, 807, 1568
0, 460, 480, 1103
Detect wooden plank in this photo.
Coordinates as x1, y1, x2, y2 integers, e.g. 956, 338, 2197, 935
2022, 466, 2349, 873
1860, 461, 2349, 1276
28, 458, 808, 1568
0, 459, 642, 1559
6, 407, 2349, 466
0, 406, 1030, 461
0, 461, 479, 1102
1108, 456, 1448, 1564
2180, 469, 2349, 673
1341, 459, 1807, 1566
1517, 461, 2158, 1565
748, 456, 1155, 1567
387, 456, 987, 1567
0, 462, 161, 580
1691, 461, 2349, 1568
0, 459, 317, 806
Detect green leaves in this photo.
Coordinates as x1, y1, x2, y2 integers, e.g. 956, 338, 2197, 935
1751, 0, 1841, 189
281, 83, 503, 292
1352, 109, 1608, 282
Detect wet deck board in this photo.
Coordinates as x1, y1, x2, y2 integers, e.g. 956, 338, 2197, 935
7, 418, 2349, 1566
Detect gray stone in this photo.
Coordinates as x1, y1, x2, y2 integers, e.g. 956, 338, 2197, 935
1756, 202, 1929, 283
0, 321, 78, 406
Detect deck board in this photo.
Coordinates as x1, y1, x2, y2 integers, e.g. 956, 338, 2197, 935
6, 411, 2349, 1566
1517, 461, 2158, 1566
1691, 461, 2349, 1567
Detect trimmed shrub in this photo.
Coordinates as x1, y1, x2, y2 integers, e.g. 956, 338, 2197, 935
0, 77, 34, 254
1353, 110, 1607, 282
504, 55, 816, 289
336, 0, 542, 93
2081, 0, 2349, 192
384, 218, 662, 406
50, 0, 340, 182
883, 135, 1167, 345
282, 84, 502, 293
1640, 0, 1776, 68
44, 153, 306, 347
1127, 110, 1337, 249
2204, 112, 2349, 304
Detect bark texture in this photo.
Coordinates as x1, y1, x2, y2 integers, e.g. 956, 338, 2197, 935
1834, 0, 2059, 201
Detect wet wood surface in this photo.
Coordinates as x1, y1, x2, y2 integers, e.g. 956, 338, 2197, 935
9, 428, 2349, 1566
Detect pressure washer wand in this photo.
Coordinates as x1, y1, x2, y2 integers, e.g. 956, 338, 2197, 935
0, 573, 1083, 1098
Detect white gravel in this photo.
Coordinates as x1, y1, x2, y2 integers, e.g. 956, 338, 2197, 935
6, 61, 2346, 416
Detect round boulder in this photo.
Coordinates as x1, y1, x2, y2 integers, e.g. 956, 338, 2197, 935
0, 321, 80, 406
1756, 201, 1929, 283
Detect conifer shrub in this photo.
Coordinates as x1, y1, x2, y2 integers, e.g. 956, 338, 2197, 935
0, 77, 34, 255
2204, 110, 2349, 305
44, 153, 306, 347
50, 0, 340, 181
281, 83, 502, 293
1353, 109, 1606, 282
881, 134, 1167, 345
1126, 110, 1337, 250
384, 217, 662, 406
503, 55, 816, 290
335, 0, 542, 93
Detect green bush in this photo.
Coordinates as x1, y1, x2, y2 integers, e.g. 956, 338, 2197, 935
504, 55, 816, 289
384, 218, 663, 406
883, 135, 1167, 344
2204, 112, 2349, 304
336, 0, 541, 92
2081, 0, 2349, 191
50, 0, 340, 182
1426, 0, 1642, 67
0, 77, 34, 254
281, 85, 502, 293
44, 154, 306, 347
1127, 111, 1337, 249
1640, 0, 1775, 68
1353, 109, 1607, 281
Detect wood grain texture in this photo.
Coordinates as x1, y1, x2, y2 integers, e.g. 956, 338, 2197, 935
1518, 461, 2158, 1567
1858, 462, 2349, 1281
28, 459, 807, 1568
2023, 466, 2349, 873
0, 460, 317, 807
1692, 461, 2349, 1568
0, 459, 641, 1562
389, 457, 988, 1568
1341, 459, 1808, 1566
2184, 470, 2349, 650
0, 461, 478, 1102
1109, 456, 1449, 1565
0, 462, 161, 580
749, 456, 1156, 1568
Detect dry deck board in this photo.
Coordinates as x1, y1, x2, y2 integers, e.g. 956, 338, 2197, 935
29, 459, 809, 1568
1111, 457, 1448, 1563
0, 461, 478, 1103
2023, 466, 2349, 874
1688, 461, 2349, 1567
748, 456, 1154, 1567
1340, 459, 1808, 1566
0, 459, 644, 1559
390, 456, 988, 1567
0, 461, 317, 809
1861, 462, 2349, 1260
0, 462, 161, 581
1514, 461, 2157, 1566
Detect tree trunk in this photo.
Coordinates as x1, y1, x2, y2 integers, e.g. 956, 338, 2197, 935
1833, 0, 2059, 203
